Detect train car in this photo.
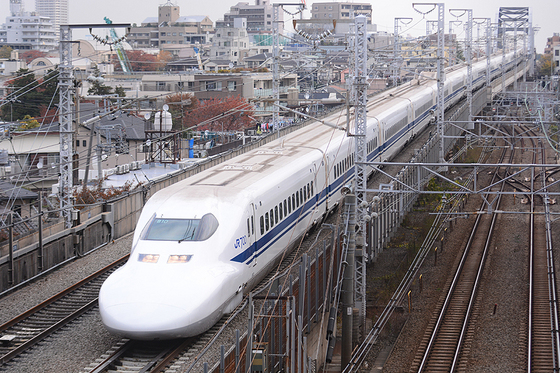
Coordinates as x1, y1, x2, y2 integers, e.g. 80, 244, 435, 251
99, 49, 526, 340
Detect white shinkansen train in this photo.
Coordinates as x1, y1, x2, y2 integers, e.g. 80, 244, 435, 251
99, 51, 526, 339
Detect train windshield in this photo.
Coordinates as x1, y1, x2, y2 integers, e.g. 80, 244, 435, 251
142, 213, 219, 242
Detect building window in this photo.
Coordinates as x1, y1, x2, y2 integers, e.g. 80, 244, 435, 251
83, 140, 86, 147
228, 81, 236, 91
205, 81, 222, 91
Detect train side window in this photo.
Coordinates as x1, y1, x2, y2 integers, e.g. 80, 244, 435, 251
275, 206, 279, 224
296, 192, 300, 207
247, 218, 250, 237
270, 209, 274, 227
284, 199, 288, 216
279, 202, 283, 220
251, 216, 254, 235
311, 181, 314, 196
307, 183, 310, 199
261, 215, 265, 233
288, 197, 292, 213
265, 213, 269, 231
292, 194, 295, 209
300, 188, 303, 203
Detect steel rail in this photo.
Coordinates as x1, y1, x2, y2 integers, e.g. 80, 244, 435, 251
0, 255, 129, 366
417, 129, 513, 372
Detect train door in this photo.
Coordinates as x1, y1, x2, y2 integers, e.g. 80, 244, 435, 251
326, 154, 333, 209
312, 162, 324, 218
248, 203, 257, 267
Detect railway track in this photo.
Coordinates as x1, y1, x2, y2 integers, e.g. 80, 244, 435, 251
411, 129, 514, 372
82, 232, 307, 373
528, 139, 560, 371
85, 338, 195, 373
0, 256, 128, 367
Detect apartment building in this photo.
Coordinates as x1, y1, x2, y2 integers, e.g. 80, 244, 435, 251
210, 18, 250, 64
35, 0, 68, 40
310, 2, 372, 24
553, 46, 560, 74
218, 0, 283, 36
0, 11, 56, 52
127, 2, 214, 49
545, 33, 560, 55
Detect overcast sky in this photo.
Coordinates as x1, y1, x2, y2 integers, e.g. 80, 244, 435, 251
0, 0, 556, 52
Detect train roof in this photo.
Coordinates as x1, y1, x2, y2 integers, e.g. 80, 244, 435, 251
151, 112, 349, 202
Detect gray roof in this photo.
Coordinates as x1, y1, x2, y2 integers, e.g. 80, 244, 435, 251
80, 103, 146, 141
244, 53, 270, 62
175, 16, 209, 23
142, 17, 158, 24
207, 59, 233, 66
0, 181, 38, 201
168, 58, 206, 66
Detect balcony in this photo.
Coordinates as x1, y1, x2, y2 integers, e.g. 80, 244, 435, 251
254, 86, 296, 97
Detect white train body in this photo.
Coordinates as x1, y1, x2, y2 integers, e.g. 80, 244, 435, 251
99, 51, 525, 339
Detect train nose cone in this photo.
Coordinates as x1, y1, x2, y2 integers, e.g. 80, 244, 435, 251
100, 302, 189, 339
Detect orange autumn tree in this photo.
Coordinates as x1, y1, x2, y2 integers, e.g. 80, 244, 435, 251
182, 96, 254, 133
165, 93, 199, 131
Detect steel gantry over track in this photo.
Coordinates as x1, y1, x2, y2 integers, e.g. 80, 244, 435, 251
340, 4, 548, 370
498, 7, 534, 78
59, 23, 130, 228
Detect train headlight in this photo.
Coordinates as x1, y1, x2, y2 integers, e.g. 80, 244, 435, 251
168, 255, 192, 264
138, 254, 160, 263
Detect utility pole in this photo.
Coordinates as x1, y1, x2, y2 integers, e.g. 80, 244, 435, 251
450, 9, 473, 122
272, 4, 280, 136
58, 23, 130, 228
272, 2, 304, 137
414, 3, 445, 163
342, 194, 356, 370
352, 14, 368, 337
393, 18, 412, 87
59, 25, 74, 228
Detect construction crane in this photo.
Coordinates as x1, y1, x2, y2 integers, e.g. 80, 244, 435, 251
104, 17, 133, 74
193, 43, 202, 70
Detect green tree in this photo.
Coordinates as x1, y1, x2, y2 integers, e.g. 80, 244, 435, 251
18, 115, 40, 130
1, 68, 42, 121
537, 54, 553, 77
87, 67, 113, 96
114, 86, 126, 97
39, 69, 59, 105
0, 46, 13, 59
